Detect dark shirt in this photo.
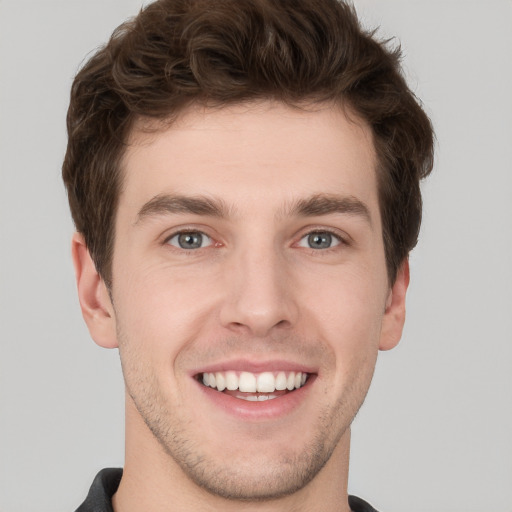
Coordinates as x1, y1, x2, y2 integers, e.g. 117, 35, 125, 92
75, 468, 380, 512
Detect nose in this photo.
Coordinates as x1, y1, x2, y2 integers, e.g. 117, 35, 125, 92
219, 244, 299, 338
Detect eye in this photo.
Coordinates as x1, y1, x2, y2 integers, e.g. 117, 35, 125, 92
166, 231, 213, 250
298, 231, 341, 250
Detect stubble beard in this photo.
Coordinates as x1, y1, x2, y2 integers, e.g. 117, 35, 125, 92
116, 312, 375, 503
120, 357, 372, 503
126, 383, 352, 502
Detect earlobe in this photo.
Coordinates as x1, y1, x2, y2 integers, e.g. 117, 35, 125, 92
71, 232, 118, 349
379, 259, 410, 351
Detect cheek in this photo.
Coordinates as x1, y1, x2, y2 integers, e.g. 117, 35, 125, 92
305, 265, 386, 332
113, 260, 221, 357
299, 266, 386, 376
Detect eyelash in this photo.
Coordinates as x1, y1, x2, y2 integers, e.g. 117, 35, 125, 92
162, 228, 348, 253
296, 229, 346, 252
164, 229, 216, 250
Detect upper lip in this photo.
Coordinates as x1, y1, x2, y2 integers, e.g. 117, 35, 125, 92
191, 358, 317, 377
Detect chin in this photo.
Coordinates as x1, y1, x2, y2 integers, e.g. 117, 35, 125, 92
172, 433, 335, 502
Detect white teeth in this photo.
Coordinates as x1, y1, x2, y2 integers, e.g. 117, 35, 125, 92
225, 371, 238, 391
286, 373, 295, 391
257, 372, 275, 393
201, 370, 309, 393
237, 394, 279, 402
239, 372, 257, 392
275, 372, 287, 390
215, 372, 226, 391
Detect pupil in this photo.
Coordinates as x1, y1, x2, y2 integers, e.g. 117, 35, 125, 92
308, 232, 331, 249
178, 232, 202, 249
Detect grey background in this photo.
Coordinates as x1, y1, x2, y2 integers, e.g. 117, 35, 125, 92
1, 1, 511, 511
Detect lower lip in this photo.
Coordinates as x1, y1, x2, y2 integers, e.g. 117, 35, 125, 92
196, 377, 314, 421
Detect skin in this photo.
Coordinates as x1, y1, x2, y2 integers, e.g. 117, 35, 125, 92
73, 101, 409, 512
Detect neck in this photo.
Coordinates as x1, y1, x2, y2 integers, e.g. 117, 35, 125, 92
113, 394, 352, 512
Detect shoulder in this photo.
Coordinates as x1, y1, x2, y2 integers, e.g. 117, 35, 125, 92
74, 468, 122, 512
349, 495, 380, 512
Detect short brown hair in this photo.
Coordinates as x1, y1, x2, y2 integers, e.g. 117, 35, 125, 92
63, 0, 434, 287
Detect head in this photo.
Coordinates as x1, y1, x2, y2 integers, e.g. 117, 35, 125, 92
64, 0, 434, 506
63, 0, 433, 290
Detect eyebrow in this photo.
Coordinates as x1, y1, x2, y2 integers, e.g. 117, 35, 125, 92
135, 194, 230, 224
284, 193, 372, 225
135, 192, 372, 225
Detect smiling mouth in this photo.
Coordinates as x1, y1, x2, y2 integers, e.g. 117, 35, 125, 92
198, 371, 309, 401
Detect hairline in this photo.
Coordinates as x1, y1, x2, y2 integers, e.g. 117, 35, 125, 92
99, 98, 399, 289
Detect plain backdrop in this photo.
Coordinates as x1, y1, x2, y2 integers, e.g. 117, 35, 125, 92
1, 1, 511, 511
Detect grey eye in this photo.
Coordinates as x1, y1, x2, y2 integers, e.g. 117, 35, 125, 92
167, 231, 212, 249
298, 231, 340, 250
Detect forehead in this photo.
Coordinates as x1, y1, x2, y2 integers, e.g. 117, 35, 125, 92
119, 101, 378, 221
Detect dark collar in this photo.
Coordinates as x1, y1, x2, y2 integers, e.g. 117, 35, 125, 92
75, 468, 379, 512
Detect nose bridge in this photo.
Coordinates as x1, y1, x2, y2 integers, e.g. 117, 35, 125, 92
220, 234, 297, 337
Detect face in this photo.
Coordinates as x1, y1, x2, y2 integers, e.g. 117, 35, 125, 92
77, 101, 407, 502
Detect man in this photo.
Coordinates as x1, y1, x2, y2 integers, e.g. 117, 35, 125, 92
63, 0, 434, 510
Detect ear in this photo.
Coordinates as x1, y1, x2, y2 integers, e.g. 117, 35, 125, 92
71, 232, 118, 348
379, 259, 410, 351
